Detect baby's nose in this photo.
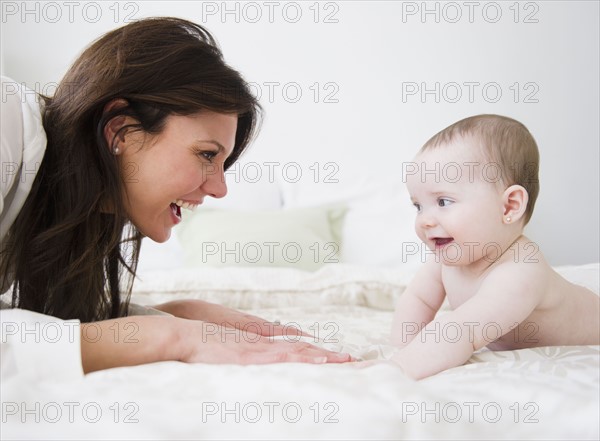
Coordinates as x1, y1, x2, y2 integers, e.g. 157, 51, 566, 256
418, 211, 437, 229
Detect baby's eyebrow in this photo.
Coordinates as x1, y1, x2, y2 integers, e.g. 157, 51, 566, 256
430, 190, 457, 197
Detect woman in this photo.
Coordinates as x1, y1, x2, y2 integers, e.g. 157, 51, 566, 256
0, 17, 351, 372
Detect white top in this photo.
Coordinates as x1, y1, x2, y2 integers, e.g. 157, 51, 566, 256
0, 77, 170, 381
0, 76, 46, 296
0, 77, 83, 380
0, 76, 47, 243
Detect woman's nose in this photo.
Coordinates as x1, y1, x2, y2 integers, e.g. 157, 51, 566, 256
201, 164, 228, 199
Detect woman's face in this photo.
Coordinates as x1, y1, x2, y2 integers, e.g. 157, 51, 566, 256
117, 111, 237, 242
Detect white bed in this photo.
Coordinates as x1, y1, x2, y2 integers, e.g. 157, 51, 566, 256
2, 262, 598, 440
2, 2, 599, 438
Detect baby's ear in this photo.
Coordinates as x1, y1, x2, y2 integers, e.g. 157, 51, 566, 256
502, 185, 529, 224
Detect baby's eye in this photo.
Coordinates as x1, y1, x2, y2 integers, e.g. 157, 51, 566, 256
438, 198, 453, 207
413, 202, 422, 212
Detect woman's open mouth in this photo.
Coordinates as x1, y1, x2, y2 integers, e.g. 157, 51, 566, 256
170, 202, 182, 221
169, 199, 200, 224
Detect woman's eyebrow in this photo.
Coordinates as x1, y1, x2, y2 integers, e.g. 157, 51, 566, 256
196, 139, 225, 152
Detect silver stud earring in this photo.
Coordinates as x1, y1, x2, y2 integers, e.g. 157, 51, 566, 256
113, 146, 120, 155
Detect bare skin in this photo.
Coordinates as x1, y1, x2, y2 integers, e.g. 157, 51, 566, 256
390, 140, 600, 380
79, 105, 353, 373
82, 301, 352, 373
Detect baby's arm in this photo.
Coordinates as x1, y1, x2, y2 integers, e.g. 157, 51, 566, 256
390, 257, 446, 348
392, 262, 544, 379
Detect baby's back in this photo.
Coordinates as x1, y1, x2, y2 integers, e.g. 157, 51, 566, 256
490, 269, 599, 350
443, 250, 599, 350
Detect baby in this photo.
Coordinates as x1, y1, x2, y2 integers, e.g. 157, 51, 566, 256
390, 114, 599, 379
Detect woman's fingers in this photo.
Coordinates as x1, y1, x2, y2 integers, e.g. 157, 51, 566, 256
265, 322, 314, 338
254, 340, 353, 364
184, 320, 352, 365
218, 313, 315, 339
239, 314, 314, 338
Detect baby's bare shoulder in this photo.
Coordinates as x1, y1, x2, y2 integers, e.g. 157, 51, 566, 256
499, 236, 550, 274
484, 240, 551, 295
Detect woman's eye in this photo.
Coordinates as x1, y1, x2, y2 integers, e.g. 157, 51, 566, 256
413, 202, 421, 212
199, 151, 217, 162
438, 198, 453, 207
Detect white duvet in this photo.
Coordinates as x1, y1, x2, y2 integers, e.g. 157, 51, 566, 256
1, 263, 599, 440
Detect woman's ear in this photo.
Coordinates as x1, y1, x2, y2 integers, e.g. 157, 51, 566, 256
102, 98, 130, 155
502, 185, 529, 224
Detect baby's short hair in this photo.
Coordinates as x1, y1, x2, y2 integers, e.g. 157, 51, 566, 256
421, 114, 540, 225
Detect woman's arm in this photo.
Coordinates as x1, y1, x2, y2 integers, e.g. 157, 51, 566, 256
153, 299, 310, 337
80, 315, 351, 373
80, 315, 179, 373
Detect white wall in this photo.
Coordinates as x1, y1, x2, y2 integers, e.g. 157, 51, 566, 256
2, 1, 598, 266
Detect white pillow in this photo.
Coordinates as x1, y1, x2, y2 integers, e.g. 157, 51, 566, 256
175, 204, 347, 271
277, 169, 422, 271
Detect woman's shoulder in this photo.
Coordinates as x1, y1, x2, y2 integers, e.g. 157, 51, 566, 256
1, 76, 42, 112
1, 77, 27, 163
0, 76, 47, 237
1, 76, 47, 156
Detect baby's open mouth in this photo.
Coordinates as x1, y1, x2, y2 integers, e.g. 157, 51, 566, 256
433, 237, 454, 247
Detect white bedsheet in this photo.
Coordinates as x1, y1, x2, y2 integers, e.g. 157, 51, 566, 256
1, 263, 598, 439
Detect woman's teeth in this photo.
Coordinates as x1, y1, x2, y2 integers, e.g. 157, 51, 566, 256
171, 199, 199, 211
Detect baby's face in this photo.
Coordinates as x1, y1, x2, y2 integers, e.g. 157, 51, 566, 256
406, 138, 508, 266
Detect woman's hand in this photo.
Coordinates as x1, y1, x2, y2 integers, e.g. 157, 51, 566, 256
153, 299, 311, 338
81, 315, 351, 373
155, 300, 353, 364
177, 319, 352, 365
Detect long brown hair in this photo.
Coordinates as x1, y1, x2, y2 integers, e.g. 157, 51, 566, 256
0, 17, 261, 321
